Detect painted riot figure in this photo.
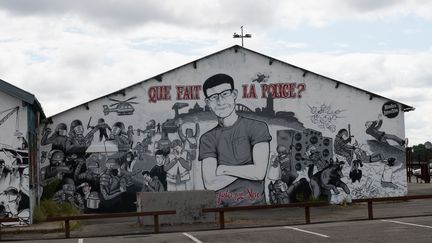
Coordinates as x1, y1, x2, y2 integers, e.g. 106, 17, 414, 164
119, 151, 142, 189
309, 159, 350, 202
78, 182, 91, 200
178, 121, 200, 161
268, 180, 290, 204
141, 171, 164, 192
74, 155, 101, 185
380, 157, 402, 189
40, 149, 72, 183
87, 118, 111, 142
41, 123, 68, 152
52, 178, 85, 212
99, 159, 126, 204
165, 139, 191, 191
66, 120, 99, 155
108, 122, 130, 152
199, 73, 272, 206
0, 159, 12, 185
127, 125, 134, 147
267, 144, 312, 204
349, 159, 363, 183
305, 145, 328, 171
270, 145, 297, 185
334, 128, 355, 165
136, 120, 157, 154
365, 114, 405, 146
150, 149, 169, 191
75, 180, 101, 212
156, 123, 161, 133
122, 150, 137, 173
268, 178, 311, 204
0, 187, 21, 217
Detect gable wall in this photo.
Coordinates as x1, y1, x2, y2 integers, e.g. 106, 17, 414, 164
38, 47, 407, 213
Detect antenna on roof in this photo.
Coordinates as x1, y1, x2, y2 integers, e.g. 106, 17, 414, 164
233, 26, 252, 47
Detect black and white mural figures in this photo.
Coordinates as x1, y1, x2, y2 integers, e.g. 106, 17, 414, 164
365, 114, 405, 147
166, 139, 191, 191
103, 96, 138, 116
38, 51, 408, 213
252, 72, 270, 84
87, 118, 111, 142
199, 74, 272, 206
309, 104, 343, 133
0, 105, 30, 224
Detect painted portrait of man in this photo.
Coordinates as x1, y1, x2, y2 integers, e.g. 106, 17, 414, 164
199, 73, 272, 206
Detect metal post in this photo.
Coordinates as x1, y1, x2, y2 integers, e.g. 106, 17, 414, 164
305, 206, 311, 224
240, 26, 244, 47
233, 26, 251, 47
219, 211, 225, 229
367, 201, 373, 220
154, 215, 159, 233
65, 219, 70, 238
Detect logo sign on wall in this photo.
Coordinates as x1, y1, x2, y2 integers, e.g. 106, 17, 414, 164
382, 101, 399, 118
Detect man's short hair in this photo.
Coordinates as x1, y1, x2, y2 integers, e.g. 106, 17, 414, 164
203, 73, 234, 98
155, 149, 169, 156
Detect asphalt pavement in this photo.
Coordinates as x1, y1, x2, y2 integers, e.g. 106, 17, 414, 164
2, 180, 432, 241
5, 215, 432, 243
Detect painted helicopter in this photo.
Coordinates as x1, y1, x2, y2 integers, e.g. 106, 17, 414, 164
103, 96, 138, 116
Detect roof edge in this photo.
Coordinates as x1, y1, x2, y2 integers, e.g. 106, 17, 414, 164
47, 45, 414, 117
0, 79, 46, 119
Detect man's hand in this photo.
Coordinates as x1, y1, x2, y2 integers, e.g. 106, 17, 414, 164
43, 128, 52, 135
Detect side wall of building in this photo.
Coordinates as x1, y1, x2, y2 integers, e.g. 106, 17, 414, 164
38, 47, 407, 213
0, 90, 30, 223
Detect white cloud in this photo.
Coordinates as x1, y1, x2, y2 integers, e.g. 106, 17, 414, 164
1, 0, 432, 31
0, 0, 432, 145
280, 50, 432, 145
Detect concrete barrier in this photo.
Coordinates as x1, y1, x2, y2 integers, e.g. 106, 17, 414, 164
136, 190, 216, 225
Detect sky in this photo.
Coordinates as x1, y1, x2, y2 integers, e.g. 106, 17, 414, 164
0, 0, 431, 146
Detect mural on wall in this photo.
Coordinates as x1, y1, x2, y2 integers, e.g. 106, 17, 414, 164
0, 106, 30, 224
103, 96, 138, 116
199, 74, 272, 206
39, 66, 407, 212
308, 104, 344, 133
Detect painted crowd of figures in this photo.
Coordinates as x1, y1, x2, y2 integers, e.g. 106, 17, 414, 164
39, 73, 406, 213
40, 117, 200, 213
0, 106, 30, 224
268, 114, 405, 205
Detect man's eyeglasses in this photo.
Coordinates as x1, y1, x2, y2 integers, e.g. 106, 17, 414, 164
206, 89, 233, 102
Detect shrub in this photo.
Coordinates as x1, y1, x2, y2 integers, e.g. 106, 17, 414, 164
33, 199, 81, 227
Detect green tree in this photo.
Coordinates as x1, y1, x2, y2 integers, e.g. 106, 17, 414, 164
412, 144, 432, 162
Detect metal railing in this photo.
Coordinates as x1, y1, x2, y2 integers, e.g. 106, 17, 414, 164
203, 195, 432, 229
45, 210, 176, 238
3, 194, 432, 240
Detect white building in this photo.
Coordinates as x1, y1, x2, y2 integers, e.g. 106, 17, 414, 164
0, 79, 45, 224
37, 45, 413, 214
